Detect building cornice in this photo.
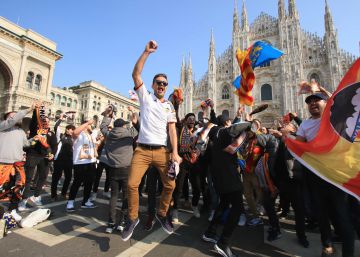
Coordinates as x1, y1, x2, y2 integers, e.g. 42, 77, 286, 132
0, 25, 62, 60
69, 83, 139, 107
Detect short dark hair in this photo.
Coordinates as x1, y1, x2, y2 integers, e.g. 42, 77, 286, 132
152, 73, 168, 84
66, 124, 75, 130
184, 113, 195, 121
4, 111, 16, 120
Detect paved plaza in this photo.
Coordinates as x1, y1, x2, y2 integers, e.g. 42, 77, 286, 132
0, 175, 359, 257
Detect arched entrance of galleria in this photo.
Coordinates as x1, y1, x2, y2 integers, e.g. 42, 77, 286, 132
0, 58, 13, 117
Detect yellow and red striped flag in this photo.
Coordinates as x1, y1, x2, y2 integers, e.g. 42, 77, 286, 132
286, 58, 360, 200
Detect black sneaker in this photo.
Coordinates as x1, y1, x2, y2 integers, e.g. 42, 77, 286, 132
298, 236, 310, 248
202, 230, 219, 244
214, 241, 237, 257
267, 228, 282, 242
121, 218, 139, 241
155, 213, 173, 234
144, 215, 155, 231
105, 223, 117, 234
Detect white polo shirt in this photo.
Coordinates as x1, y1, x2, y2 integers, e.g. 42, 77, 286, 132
136, 83, 176, 146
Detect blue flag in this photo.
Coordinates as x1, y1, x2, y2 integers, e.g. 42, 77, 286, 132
249, 41, 284, 68
233, 75, 242, 89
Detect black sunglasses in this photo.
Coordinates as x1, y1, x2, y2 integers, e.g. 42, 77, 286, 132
155, 80, 168, 87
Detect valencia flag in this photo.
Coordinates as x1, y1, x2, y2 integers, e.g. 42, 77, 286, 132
233, 41, 283, 106
286, 58, 360, 200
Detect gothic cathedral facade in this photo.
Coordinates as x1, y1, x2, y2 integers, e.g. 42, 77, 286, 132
179, 0, 356, 126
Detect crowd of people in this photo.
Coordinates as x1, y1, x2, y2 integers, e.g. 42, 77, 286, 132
0, 40, 359, 257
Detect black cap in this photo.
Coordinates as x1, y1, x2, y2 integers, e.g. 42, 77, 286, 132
217, 114, 231, 126
305, 93, 328, 104
113, 118, 129, 128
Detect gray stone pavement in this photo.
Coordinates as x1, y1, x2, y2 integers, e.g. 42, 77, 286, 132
0, 176, 359, 257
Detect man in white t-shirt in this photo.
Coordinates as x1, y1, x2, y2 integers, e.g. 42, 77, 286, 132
296, 93, 327, 142
121, 40, 181, 241
66, 119, 97, 212
296, 92, 355, 257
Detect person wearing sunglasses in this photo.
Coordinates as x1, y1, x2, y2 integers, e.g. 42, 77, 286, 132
121, 40, 181, 241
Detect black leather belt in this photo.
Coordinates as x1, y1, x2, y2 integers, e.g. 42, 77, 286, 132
138, 143, 165, 150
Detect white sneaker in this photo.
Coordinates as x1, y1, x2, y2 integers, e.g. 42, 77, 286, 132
81, 200, 96, 209
103, 191, 111, 199
20, 209, 51, 228
238, 214, 246, 226
208, 210, 215, 222
192, 206, 200, 218
18, 199, 28, 212
29, 195, 43, 206
11, 209, 22, 222
172, 209, 179, 223
90, 192, 97, 202
66, 200, 75, 212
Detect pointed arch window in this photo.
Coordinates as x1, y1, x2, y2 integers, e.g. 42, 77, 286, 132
34, 74, 42, 91
26, 72, 34, 89
310, 73, 321, 85
222, 85, 230, 100
222, 110, 229, 118
261, 84, 272, 101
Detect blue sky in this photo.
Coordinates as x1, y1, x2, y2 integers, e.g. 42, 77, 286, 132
2, 0, 359, 98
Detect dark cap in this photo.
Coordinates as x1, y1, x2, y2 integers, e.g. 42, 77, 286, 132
305, 93, 328, 104
113, 118, 129, 128
217, 114, 231, 126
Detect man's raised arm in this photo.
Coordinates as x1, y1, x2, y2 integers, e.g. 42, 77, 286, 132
132, 40, 158, 89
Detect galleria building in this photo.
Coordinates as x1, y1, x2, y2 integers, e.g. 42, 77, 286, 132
178, 0, 357, 126
0, 17, 139, 128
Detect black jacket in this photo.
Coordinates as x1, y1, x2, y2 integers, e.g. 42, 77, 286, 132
28, 110, 57, 158
54, 119, 73, 163
208, 122, 251, 194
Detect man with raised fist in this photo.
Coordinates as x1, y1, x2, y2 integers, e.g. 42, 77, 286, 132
121, 40, 181, 241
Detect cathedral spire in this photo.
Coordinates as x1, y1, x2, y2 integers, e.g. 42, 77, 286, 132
233, 0, 240, 34
187, 53, 193, 79
241, 0, 249, 31
288, 0, 298, 19
180, 55, 186, 85
210, 28, 215, 56
278, 0, 285, 20
325, 0, 335, 33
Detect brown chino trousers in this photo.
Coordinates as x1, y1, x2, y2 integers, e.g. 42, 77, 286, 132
127, 146, 175, 221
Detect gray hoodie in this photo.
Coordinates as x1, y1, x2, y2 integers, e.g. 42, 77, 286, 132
99, 117, 137, 168
0, 110, 30, 163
